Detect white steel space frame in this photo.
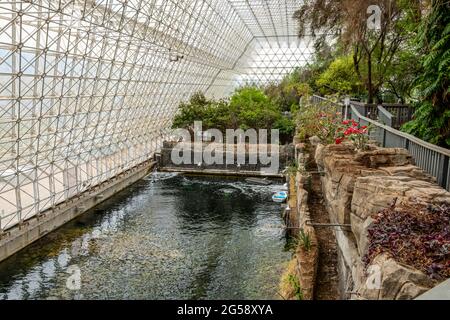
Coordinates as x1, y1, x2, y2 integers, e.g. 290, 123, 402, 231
0, 0, 313, 230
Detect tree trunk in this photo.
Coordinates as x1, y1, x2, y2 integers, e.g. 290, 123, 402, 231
367, 53, 373, 103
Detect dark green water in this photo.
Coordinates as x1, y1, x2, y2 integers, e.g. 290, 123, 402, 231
0, 174, 290, 300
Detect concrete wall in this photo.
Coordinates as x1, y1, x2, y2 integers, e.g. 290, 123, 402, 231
159, 141, 293, 173
0, 160, 156, 263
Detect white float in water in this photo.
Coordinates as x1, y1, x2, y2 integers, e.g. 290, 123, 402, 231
272, 191, 287, 203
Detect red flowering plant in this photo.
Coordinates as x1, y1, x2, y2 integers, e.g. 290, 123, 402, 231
335, 119, 370, 151
296, 103, 341, 144
317, 111, 341, 144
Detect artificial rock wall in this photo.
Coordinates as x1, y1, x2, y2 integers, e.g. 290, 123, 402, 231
281, 142, 319, 300
313, 142, 449, 300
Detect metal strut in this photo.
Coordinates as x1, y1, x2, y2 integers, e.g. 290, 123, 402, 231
305, 220, 351, 228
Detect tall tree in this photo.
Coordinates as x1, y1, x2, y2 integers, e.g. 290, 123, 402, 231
294, 0, 424, 102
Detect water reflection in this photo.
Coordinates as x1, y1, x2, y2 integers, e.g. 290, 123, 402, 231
0, 174, 290, 300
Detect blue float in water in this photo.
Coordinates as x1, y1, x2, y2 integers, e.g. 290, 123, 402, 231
272, 191, 287, 203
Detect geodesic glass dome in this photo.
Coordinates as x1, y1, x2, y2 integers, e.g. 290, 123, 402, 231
0, 0, 314, 230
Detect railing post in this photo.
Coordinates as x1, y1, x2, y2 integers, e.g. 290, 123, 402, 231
404, 138, 410, 151
441, 155, 449, 190
344, 97, 350, 121
382, 128, 387, 147
408, 107, 413, 122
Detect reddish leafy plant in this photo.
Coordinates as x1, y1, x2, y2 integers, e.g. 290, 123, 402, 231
363, 200, 450, 280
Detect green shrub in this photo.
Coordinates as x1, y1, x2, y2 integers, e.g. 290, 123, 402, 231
287, 274, 304, 300
316, 56, 363, 96
401, 1, 450, 148
298, 229, 312, 251
295, 103, 340, 144
286, 161, 303, 176
172, 87, 295, 144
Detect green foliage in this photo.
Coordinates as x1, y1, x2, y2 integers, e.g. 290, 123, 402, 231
171, 92, 209, 131
287, 274, 304, 300
265, 44, 336, 112
402, 0, 450, 148
294, 0, 425, 103
402, 101, 450, 147
298, 229, 312, 251
382, 48, 421, 103
286, 161, 303, 176
172, 87, 295, 143
229, 87, 281, 131
316, 56, 363, 95
274, 116, 296, 136
265, 70, 312, 113
296, 103, 340, 144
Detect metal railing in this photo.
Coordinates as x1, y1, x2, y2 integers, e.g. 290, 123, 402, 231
310, 95, 450, 191
310, 95, 334, 105
385, 105, 413, 128
350, 101, 378, 119
348, 101, 413, 129
309, 95, 346, 115
377, 105, 394, 127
